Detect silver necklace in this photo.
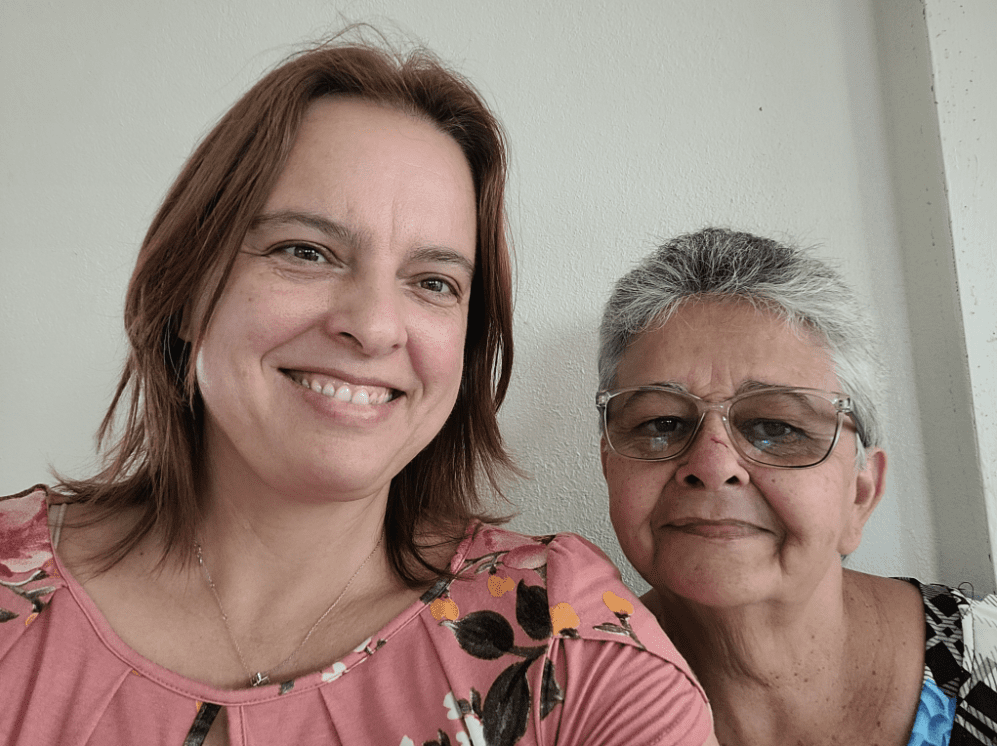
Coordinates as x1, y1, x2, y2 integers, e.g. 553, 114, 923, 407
195, 536, 382, 688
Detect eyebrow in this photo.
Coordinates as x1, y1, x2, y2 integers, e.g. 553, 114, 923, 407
250, 210, 358, 245
642, 381, 687, 392
636, 380, 789, 395
408, 246, 475, 277
250, 209, 475, 276
738, 380, 790, 393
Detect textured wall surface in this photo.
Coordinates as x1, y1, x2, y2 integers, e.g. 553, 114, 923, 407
864, 0, 995, 594
1, 0, 993, 593
923, 0, 997, 581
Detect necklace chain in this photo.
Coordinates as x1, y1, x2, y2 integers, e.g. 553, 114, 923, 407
195, 536, 382, 688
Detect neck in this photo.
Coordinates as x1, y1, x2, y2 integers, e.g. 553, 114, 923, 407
202, 482, 387, 557
647, 570, 906, 744
188, 485, 397, 688
197, 431, 394, 563
196, 485, 390, 601
185, 440, 401, 623
654, 582, 848, 686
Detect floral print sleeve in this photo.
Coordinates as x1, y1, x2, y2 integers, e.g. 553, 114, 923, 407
0, 486, 60, 631
401, 525, 712, 746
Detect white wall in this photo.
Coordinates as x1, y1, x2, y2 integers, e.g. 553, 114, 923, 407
2, 0, 993, 594
866, 0, 995, 596
923, 0, 997, 584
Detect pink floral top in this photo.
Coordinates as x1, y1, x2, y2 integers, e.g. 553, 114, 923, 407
0, 486, 711, 746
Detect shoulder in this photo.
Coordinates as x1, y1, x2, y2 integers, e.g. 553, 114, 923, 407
448, 525, 702, 668
452, 526, 636, 624
0, 485, 54, 578
423, 526, 711, 743
455, 524, 621, 580
901, 576, 997, 643
0, 485, 62, 626
848, 572, 924, 631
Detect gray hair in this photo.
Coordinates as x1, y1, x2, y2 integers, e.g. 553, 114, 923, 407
597, 228, 884, 459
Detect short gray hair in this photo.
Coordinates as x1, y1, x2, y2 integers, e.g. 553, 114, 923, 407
597, 228, 884, 456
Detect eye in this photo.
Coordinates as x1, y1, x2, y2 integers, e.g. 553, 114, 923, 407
635, 416, 693, 447
614, 416, 694, 458
419, 277, 455, 295
278, 244, 330, 263
637, 417, 689, 438
738, 419, 808, 450
414, 275, 463, 304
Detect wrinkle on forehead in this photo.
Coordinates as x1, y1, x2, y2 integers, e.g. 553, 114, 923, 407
618, 297, 840, 396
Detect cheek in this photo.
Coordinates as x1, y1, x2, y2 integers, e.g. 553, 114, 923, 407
227, 282, 320, 354
605, 461, 662, 540
195, 296, 289, 395
246, 285, 325, 341
409, 313, 468, 393
604, 464, 666, 581
756, 472, 843, 545
194, 336, 252, 415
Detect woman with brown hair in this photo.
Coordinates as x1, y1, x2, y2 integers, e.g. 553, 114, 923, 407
0, 37, 715, 745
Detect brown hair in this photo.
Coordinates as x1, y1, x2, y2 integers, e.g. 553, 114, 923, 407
60, 34, 516, 586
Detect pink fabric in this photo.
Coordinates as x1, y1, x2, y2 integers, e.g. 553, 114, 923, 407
0, 487, 711, 745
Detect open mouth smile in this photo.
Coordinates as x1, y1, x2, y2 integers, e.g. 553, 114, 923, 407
282, 369, 400, 406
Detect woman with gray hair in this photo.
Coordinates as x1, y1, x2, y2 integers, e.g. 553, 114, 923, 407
597, 228, 996, 746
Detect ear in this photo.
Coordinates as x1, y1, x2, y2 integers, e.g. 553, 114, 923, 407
599, 435, 610, 479
838, 446, 887, 554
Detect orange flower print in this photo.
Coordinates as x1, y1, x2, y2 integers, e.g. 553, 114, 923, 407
593, 592, 646, 650
430, 597, 460, 621
549, 602, 580, 634
40, 558, 59, 579
602, 591, 634, 616
487, 574, 515, 598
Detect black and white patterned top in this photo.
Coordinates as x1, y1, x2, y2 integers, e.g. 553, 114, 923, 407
904, 579, 997, 746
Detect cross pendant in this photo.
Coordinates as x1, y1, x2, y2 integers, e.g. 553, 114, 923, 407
250, 672, 270, 687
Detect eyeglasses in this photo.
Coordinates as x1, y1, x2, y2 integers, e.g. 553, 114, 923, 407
596, 385, 856, 469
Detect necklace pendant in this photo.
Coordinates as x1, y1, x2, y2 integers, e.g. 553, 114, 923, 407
250, 672, 270, 687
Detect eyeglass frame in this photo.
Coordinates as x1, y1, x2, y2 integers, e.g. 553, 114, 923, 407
595, 385, 860, 469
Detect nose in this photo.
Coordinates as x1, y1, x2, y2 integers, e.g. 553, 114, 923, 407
673, 412, 751, 489
324, 276, 407, 356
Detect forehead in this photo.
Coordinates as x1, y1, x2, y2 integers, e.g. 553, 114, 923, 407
273, 96, 474, 199
259, 96, 477, 265
616, 299, 839, 394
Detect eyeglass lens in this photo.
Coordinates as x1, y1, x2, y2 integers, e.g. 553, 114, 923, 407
603, 389, 841, 466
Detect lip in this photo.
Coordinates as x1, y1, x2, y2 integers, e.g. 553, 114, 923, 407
665, 519, 766, 539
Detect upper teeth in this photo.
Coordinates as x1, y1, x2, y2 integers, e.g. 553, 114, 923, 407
290, 373, 393, 405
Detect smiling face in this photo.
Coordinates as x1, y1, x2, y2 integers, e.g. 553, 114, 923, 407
190, 97, 478, 504
601, 299, 886, 610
